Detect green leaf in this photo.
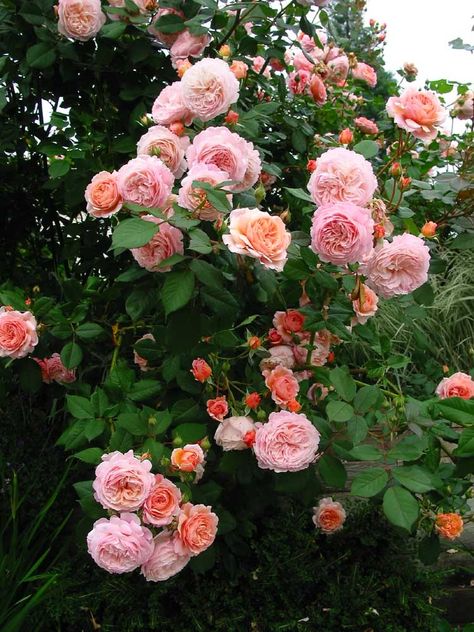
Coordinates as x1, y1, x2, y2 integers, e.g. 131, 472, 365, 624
193, 481, 222, 505
318, 454, 347, 488
449, 233, 474, 250
201, 285, 238, 320
188, 228, 212, 255
454, 427, 474, 457
383, 486, 419, 531
326, 400, 354, 423
73, 448, 103, 465
418, 533, 441, 565
349, 445, 383, 461
128, 380, 161, 402
84, 419, 106, 441
75, 322, 105, 340
412, 283, 435, 306
434, 398, 474, 426
61, 342, 83, 369
49, 159, 70, 178
347, 416, 368, 444
141, 438, 164, 468
173, 423, 207, 444
17, 358, 42, 394
101, 21, 127, 39
284, 187, 314, 203
353, 385, 381, 413
116, 413, 148, 435
26, 42, 56, 69
151, 410, 173, 435
353, 140, 379, 158
161, 270, 195, 317
67, 395, 94, 419
392, 465, 441, 492
329, 367, 356, 402
388, 436, 426, 461
190, 259, 224, 288
351, 467, 388, 497
112, 218, 159, 249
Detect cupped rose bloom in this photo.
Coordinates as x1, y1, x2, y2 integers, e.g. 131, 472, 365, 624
352, 284, 379, 325
310, 202, 374, 266
214, 416, 256, 451
259, 345, 296, 372
175, 503, 218, 556
363, 233, 430, 298
229, 60, 249, 80
233, 144, 262, 193
142, 474, 182, 527
152, 82, 194, 127
223, 208, 291, 272
264, 365, 300, 408
170, 30, 210, 64
141, 531, 190, 581
85, 171, 122, 218
0, 308, 38, 359
171, 444, 205, 473
355, 117, 379, 135
309, 74, 327, 106
191, 358, 212, 382
254, 411, 320, 473
206, 396, 229, 422
130, 216, 184, 273
137, 126, 189, 178
312, 497, 346, 534
326, 55, 349, 85
386, 88, 446, 143
34, 353, 76, 384
57, 0, 106, 41
93, 450, 155, 512
273, 310, 305, 343
435, 372, 474, 400
117, 155, 174, 209
148, 7, 185, 48
297, 31, 317, 53
87, 513, 154, 574
180, 58, 239, 122
307, 147, 377, 207
293, 51, 315, 73
133, 333, 155, 372
352, 62, 377, 87
435, 513, 464, 540
178, 164, 232, 221
452, 91, 474, 121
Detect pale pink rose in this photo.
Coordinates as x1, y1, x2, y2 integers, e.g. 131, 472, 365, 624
309, 74, 327, 105
363, 233, 430, 298
130, 215, 184, 272
293, 330, 330, 367
352, 62, 377, 88
177, 164, 232, 221
206, 396, 229, 422
386, 88, 446, 143
34, 353, 76, 384
170, 30, 210, 63
452, 91, 474, 121
142, 474, 182, 527
152, 82, 194, 127
326, 55, 349, 85
312, 497, 346, 534
148, 7, 185, 48
259, 345, 296, 372
288, 70, 311, 95
435, 372, 474, 400
214, 416, 256, 450
137, 126, 189, 178
352, 284, 378, 325
273, 310, 306, 343
181, 58, 239, 122
0, 308, 38, 359
141, 531, 190, 581
87, 513, 154, 574
251, 55, 271, 77
133, 333, 155, 371
223, 208, 291, 272
297, 31, 317, 53
233, 143, 262, 193
307, 147, 377, 207
57, 0, 105, 41
354, 117, 379, 135
293, 51, 315, 73
307, 382, 329, 403
310, 202, 374, 265
93, 450, 154, 512
85, 171, 122, 218
171, 444, 205, 473
117, 155, 174, 209
229, 60, 248, 79
175, 503, 218, 556
254, 411, 320, 473
264, 365, 300, 407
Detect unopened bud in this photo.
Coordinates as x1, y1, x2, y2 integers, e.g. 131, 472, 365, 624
339, 128, 353, 145
374, 224, 385, 239
421, 221, 437, 238
307, 159, 317, 172
172, 435, 183, 447
257, 409, 267, 421
176, 59, 192, 78
225, 109, 239, 125
248, 336, 261, 350
390, 162, 402, 177
399, 176, 411, 190
200, 436, 211, 451
218, 44, 231, 58
169, 121, 185, 136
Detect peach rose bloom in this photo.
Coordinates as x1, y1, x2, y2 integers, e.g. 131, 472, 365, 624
148, 7, 185, 48
435, 513, 464, 540
191, 358, 212, 382
57, 0, 106, 41
133, 333, 155, 371
206, 396, 229, 421
452, 91, 474, 121
326, 55, 349, 85
85, 171, 122, 218
223, 207, 291, 272
293, 51, 315, 73
178, 164, 232, 221
272, 310, 306, 343
352, 284, 379, 325
355, 117, 379, 135
0, 308, 38, 359
171, 444, 205, 472
92, 450, 155, 512
229, 60, 249, 80
264, 365, 300, 408
34, 353, 76, 383
142, 474, 182, 527
309, 74, 327, 106
130, 215, 184, 273
259, 345, 296, 372
435, 372, 474, 400
386, 88, 446, 143
117, 155, 174, 209
152, 82, 194, 127
214, 416, 256, 451
87, 513, 154, 574
175, 503, 219, 556
352, 62, 377, 87
312, 497, 346, 534
141, 531, 190, 581
136, 126, 189, 178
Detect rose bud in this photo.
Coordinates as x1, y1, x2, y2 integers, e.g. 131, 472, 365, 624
191, 358, 212, 383
421, 221, 437, 238
339, 128, 353, 145
225, 109, 239, 125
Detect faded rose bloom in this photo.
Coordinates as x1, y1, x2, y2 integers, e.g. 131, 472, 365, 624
137, 126, 189, 178
435, 513, 464, 540
57, 0, 106, 41
369, 199, 394, 237
355, 117, 379, 135
435, 372, 474, 400
386, 88, 446, 143
293, 336, 330, 368
352, 284, 379, 325
264, 365, 300, 408
207, 396, 229, 421
259, 345, 296, 372
141, 531, 190, 581
130, 216, 184, 273
191, 358, 212, 382
175, 503, 219, 556
312, 497, 346, 534
152, 82, 194, 127
307, 382, 329, 403
34, 353, 76, 384
214, 416, 256, 450
171, 444, 205, 472
0, 308, 38, 359
85, 171, 122, 218
117, 155, 174, 209
352, 62, 377, 87
178, 164, 232, 221
133, 333, 155, 372
142, 474, 182, 527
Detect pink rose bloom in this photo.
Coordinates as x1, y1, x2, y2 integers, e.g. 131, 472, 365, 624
87, 513, 154, 574
435, 372, 474, 400
142, 474, 182, 527
152, 82, 194, 127
288, 70, 311, 96
93, 450, 155, 512
453, 91, 474, 121
386, 88, 446, 143
206, 396, 229, 422
307, 147, 377, 207
326, 55, 349, 85
175, 503, 219, 556
57, 0, 105, 41
117, 155, 174, 209
85, 171, 122, 218
352, 62, 377, 88
223, 207, 291, 272
0, 308, 38, 359
141, 531, 190, 581
171, 444, 205, 473
273, 309, 306, 343
181, 58, 239, 122
133, 333, 155, 371
293, 51, 315, 73
297, 31, 317, 53
309, 74, 327, 106
293, 338, 330, 368
264, 365, 300, 407
234, 143, 262, 193
170, 30, 210, 63
130, 215, 184, 273
355, 117, 379, 135
229, 60, 249, 80
148, 7, 185, 48
259, 345, 296, 372
178, 164, 232, 221
310, 202, 374, 266
352, 284, 379, 325
214, 416, 256, 451
363, 233, 430, 298
137, 126, 189, 178
108, 0, 155, 14
34, 353, 76, 384
251, 55, 271, 77
254, 411, 320, 473
312, 497, 346, 534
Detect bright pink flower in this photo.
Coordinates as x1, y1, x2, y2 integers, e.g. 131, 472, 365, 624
386, 88, 446, 143
141, 531, 190, 581
264, 365, 300, 408
312, 497, 346, 533
352, 62, 377, 87
130, 216, 184, 273
137, 126, 189, 178
293, 51, 315, 73
214, 416, 256, 450
435, 372, 474, 400
326, 55, 349, 85
272, 310, 306, 343
57, 0, 105, 41
175, 503, 219, 556
191, 358, 212, 382
309, 74, 327, 105
142, 474, 182, 527
152, 82, 194, 127
251, 55, 271, 77
288, 70, 311, 95
85, 171, 122, 218
0, 308, 38, 359
207, 396, 229, 422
